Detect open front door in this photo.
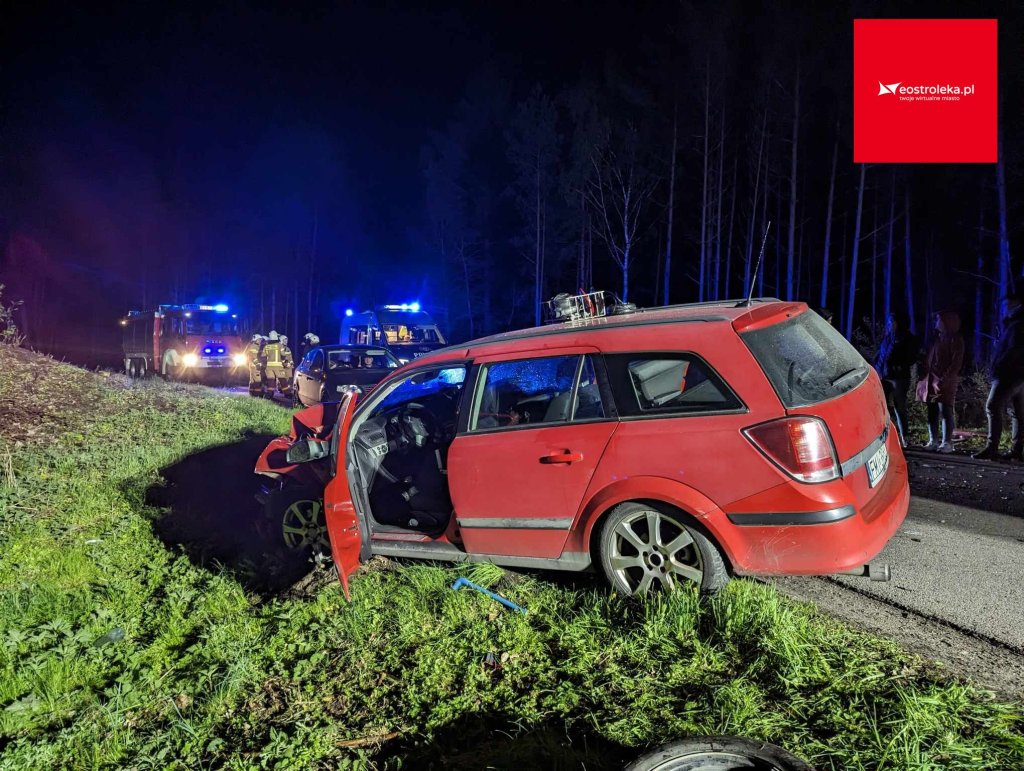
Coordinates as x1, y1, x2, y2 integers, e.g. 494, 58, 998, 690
322, 390, 364, 597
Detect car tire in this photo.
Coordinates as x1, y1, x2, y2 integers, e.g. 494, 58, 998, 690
271, 487, 329, 555
625, 736, 815, 771
137, 359, 147, 378
127, 360, 137, 378
599, 501, 728, 597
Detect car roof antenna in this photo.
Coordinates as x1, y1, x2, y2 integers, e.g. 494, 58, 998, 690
737, 221, 771, 308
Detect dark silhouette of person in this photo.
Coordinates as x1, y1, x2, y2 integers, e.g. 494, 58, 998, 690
917, 310, 964, 453
974, 291, 1024, 461
875, 311, 920, 448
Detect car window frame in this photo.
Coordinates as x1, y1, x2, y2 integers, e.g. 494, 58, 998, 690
464, 353, 614, 435
349, 360, 472, 437
602, 350, 747, 420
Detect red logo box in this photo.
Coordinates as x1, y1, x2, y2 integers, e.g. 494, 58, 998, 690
854, 19, 997, 163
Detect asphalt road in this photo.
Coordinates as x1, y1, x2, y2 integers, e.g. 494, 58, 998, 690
832, 495, 1024, 648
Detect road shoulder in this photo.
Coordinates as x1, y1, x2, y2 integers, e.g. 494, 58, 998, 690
772, 575, 1024, 702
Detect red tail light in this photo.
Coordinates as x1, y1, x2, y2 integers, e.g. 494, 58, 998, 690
743, 416, 839, 483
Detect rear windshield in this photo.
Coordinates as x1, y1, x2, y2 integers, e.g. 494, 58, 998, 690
740, 311, 869, 408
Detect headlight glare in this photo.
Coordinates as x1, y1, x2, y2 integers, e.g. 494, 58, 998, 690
182, 353, 199, 367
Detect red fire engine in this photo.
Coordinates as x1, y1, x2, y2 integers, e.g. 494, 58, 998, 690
120, 303, 248, 382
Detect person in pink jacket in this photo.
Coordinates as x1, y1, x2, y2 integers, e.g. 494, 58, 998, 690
917, 310, 964, 453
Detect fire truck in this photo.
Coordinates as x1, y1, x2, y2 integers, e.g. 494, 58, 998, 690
120, 303, 248, 382
340, 303, 447, 364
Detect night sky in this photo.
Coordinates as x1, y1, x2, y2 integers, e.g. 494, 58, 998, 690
2, 1, 1021, 363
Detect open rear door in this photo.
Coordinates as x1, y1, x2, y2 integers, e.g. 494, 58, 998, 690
322, 390, 364, 598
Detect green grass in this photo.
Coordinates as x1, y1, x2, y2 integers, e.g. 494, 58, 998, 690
1, 347, 1022, 770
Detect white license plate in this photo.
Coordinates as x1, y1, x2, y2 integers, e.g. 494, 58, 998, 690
866, 443, 890, 487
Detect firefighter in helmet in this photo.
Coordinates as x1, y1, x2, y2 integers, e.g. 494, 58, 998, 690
263, 331, 294, 397
246, 334, 268, 397
300, 332, 320, 360
280, 335, 294, 394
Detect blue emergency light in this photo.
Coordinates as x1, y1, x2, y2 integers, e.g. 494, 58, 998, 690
345, 308, 354, 317
213, 304, 229, 312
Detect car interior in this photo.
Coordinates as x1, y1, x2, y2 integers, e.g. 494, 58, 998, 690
350, 368, 466, 533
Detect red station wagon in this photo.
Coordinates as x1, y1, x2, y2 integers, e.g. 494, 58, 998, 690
258, 299, 910, 597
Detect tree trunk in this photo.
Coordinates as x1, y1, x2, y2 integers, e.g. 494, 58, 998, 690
714, 104, 725, 300
663, 102, 678, 305
997, 127, 1013, 295
535, 154, 543, 326
884, 173, 895, 322
772, 181, 781, 297
307, 204, 318, 333
840, 212, 848, 327
975, 202, 986, 369
821, 125, 838, 309
744, 108, 768, 294
904, 185, 917, 333
845, 163, 867, 340
786, 64, 800, 300
577, 192, 586, 291
725, 157, 738, 299
758, 141, 771, 297
871, 198, 878, 334
699, 64, 710, 302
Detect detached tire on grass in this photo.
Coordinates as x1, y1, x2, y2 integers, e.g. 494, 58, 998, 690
599, 501, 728, 597
625, 736, 815, 771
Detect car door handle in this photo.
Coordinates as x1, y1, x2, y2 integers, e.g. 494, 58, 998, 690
540, 450, 583, 464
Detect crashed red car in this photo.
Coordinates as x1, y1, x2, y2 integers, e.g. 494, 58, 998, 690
257, 299, 909, 597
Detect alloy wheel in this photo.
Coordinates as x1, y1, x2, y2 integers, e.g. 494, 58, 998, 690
281, 499, 329, 551
609, 509, 704, 594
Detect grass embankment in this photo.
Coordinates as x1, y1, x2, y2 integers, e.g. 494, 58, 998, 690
1, 346, 1022, 770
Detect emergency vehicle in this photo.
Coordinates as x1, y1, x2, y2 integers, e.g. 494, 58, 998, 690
120, 303, 248, 382
340, 303, 447, 364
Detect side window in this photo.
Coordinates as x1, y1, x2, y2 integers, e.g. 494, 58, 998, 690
471, 355, 584, 431
604, 353, 741, 416
311, 350, 324, 372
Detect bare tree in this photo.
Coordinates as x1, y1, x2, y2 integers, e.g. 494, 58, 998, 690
844, 164, 867, 339
699, 62, 710, 301
743, 107, 768, 295
585, 124, 658, 302
904, 185, 916, 332
724, 157, 738, 299
506, 86, 560, 325
820, 124, 838, 309
997, 127, 1013, 297
662, 102, 678, 305
714, 105, 726, 299
785, 64, 800, 300
884, 173, 895, 321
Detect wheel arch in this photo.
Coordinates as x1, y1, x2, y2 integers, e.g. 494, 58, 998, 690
576, 477, 736, 574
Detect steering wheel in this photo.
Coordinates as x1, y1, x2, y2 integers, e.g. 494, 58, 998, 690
400, 402, 438, 447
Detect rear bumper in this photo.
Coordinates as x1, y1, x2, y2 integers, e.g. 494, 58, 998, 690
722, 439, 910, 576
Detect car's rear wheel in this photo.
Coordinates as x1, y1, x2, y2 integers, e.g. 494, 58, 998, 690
599, 502, 728, 597
625, 736, 814, 771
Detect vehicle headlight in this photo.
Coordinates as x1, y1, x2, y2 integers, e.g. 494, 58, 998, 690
182, 353, 199, 367
232, 353, 247, 366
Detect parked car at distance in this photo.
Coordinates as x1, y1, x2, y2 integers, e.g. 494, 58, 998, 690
293, 345, 401, 407
260, 299, 910, 598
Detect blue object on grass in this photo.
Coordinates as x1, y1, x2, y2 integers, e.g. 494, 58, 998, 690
451, 577, 527, 614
